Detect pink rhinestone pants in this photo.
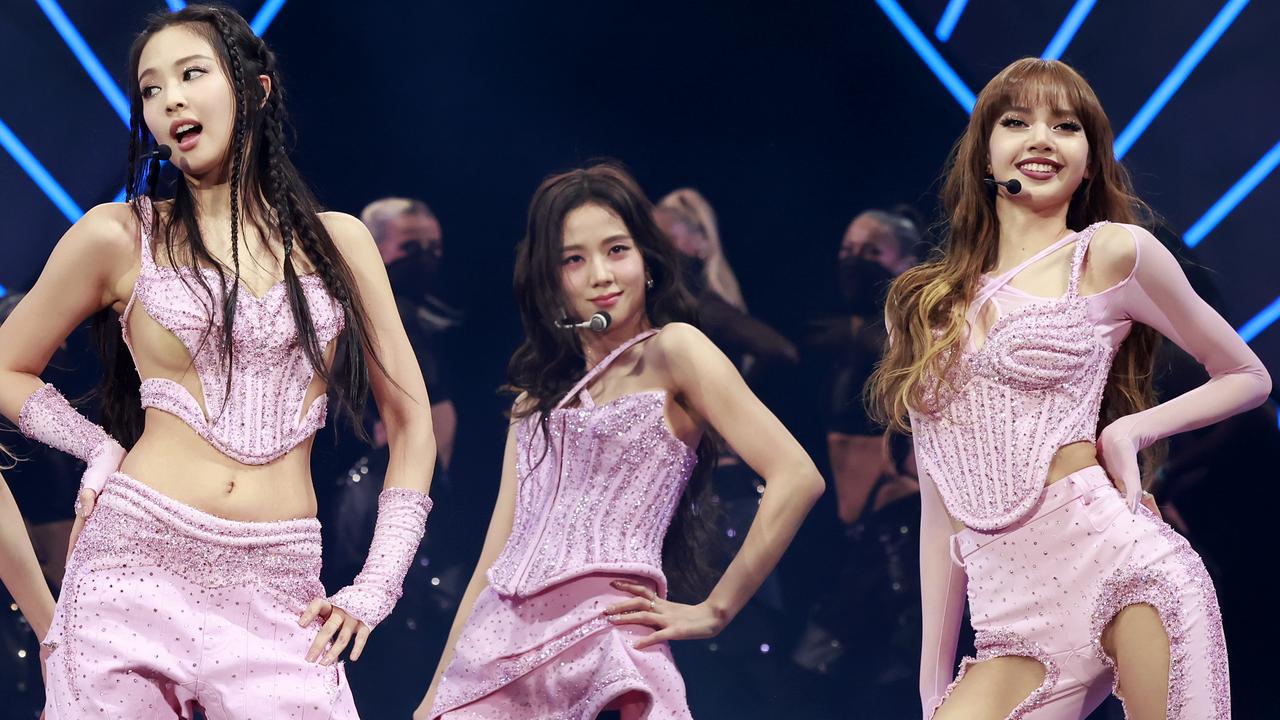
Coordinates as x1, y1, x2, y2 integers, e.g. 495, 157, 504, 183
947, 465, 1229, 719
42, 473, 360, 719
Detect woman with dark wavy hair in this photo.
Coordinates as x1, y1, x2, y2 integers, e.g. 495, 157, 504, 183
417, 162, 823, 719
0, 5, 436, 717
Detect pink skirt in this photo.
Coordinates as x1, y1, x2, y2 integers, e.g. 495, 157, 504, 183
430, 573, 691, 719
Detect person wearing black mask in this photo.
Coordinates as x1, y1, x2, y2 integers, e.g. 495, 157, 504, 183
792, 208, 926, 718
813, 209, 920, 523
363, 198, 461, 466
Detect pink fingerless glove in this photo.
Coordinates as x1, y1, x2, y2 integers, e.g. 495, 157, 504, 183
328, 487, 433, 629
19, 384, 126, 506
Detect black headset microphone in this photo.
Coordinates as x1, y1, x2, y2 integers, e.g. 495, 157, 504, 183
142, 144, 173, 162
555, 311, 613, 333
141, 144, 173, 198
984, 177, 1022, 195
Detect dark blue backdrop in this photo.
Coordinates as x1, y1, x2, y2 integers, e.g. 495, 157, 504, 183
2, 1, 1278, 717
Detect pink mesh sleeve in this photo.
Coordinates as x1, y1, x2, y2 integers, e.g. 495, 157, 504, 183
1100, 225, 1272, 511
328, 487, 433, 629
918, 463, 966, 718
886, 312, 968, 718
18, 384, 126, 501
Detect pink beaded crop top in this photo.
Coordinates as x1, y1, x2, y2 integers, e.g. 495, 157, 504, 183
119, 197, 345, 465
486, 329, 699, 598
908, 223, 1115, 529
907, 221, 1270, 530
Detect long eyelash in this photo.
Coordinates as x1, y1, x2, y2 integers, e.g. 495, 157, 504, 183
1059, 121, 1083, 131
999, 117, 1024, 127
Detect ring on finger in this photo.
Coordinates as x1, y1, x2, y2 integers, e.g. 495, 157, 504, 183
649, 598, 656, 610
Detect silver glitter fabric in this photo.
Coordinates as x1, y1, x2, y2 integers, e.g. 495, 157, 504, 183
486, 330, 698, 598
120, 196, 345, 465
910, 223, 1113, 530
942, 466, 1230, 719
41, 473, 360, 718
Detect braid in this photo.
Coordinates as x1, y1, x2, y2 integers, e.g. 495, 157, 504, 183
116, 3, 391, 441
212, 9, 249, 390
125, 115, 140, 202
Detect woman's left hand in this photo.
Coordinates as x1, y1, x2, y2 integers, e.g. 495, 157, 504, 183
1097, 419, 1144, 513
603, 580, 726, 650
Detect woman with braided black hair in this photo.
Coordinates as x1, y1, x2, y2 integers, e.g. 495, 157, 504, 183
0, 4, 436, 717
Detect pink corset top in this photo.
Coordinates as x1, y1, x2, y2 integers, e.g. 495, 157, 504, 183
486, 329, 699, 598
119, 197, 345, 465
909, 222, 1118, 530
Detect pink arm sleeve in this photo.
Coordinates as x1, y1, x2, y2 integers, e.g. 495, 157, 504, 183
328, 487, 433, 629
1100, 225, 1272, 510
19, 384, 125, 502
918, 462, 966, 718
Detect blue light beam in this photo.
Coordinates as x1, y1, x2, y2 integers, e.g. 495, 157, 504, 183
0, 117, 84, 224
34, 0, 130, 125
1114, 0, 1250, 159
876, 0, 976, 112
1239, 295, 1280, 343
935, 0, 968, 43
1042, 0, 1097, 61
1185, 140, 1280, 248
166, 0, 186, 10
251, 0, 288, 36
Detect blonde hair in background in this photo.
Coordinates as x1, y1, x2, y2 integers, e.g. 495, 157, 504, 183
359, 197, 434, 243
657, 188, 748, 311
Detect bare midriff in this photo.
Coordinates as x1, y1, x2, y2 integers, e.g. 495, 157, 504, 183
119, 410, 319, 523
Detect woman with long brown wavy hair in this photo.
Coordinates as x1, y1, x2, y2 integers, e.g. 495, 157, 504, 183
868, 58, 1269, 719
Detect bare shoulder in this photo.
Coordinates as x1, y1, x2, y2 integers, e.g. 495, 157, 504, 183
645, 322, 725, 382
649, 322, 713, 360
73, 202, 139, 258
318, 211, 375, 249
317, 211, 382, 274
1084, 222, 1141, 289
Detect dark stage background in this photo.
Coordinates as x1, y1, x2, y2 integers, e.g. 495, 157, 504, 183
2, 1, 1278, 717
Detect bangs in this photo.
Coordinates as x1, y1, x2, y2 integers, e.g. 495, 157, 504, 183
983, 59, 1091, 120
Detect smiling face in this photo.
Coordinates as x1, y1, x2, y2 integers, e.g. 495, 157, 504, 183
136, 24, 248, 180
987, 101, 1090, 210
559, 203, 649, 329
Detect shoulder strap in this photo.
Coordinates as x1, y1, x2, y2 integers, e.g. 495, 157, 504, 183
970, 230, 1081, 315
1067, 221, 1108, 297
554, 328, 660, 411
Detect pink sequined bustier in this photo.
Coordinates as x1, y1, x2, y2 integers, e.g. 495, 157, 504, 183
909, 223, 1114, 530
486, 330, 698, 598
119, 197, 345, 465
